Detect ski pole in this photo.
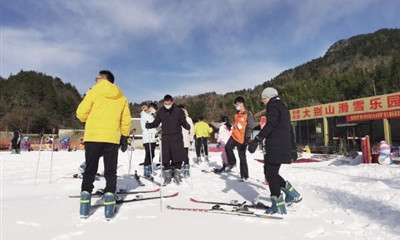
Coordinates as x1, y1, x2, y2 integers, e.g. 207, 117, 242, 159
49, 133, 56, 183
128, 146, 133, 175
159, 138, 163, 212
147, 129, 155, 175
34, 131, 44, 185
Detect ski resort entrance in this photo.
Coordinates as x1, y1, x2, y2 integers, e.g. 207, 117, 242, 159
290, 92, 400, 152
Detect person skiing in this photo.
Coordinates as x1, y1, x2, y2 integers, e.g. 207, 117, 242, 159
10, 127, 21, 154
140, 102, 158, 178
193, 116, 213, 163
223, 96, 254, 181
248, 87, 302, 215
214, 116, 232, 173
145, 95, 190, 185
178, 104, 194, 177
76, 70, 131, 219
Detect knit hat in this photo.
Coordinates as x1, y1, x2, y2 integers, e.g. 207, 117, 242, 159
261, 87, 278, 99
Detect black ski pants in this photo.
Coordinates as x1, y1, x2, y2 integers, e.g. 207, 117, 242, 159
225, 137, 249, 179
161, 139, 185, 170
264, 163, 286, 197
184, 148, 189, 165
81, 142, 119, 193
195, 137, 208, 157
143, 142, 156, 166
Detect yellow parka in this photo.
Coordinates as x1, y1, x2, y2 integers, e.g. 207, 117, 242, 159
76, 80, 131, 144
194, 121, 213, 138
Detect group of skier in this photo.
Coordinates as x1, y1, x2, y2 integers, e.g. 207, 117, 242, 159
76, 70, 302, 220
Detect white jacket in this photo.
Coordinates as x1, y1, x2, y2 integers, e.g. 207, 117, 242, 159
182, 116, 194, 148
140, 110, 158, 144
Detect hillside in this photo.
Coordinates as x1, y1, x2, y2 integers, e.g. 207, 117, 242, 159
1, 29, 400, 132
0, 71, 83, 133
131, 28, 400, 121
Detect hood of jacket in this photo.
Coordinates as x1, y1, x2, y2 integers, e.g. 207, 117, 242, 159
92, 80, 123, 100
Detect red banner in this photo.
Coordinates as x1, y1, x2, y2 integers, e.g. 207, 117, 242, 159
346, 109, 400, 122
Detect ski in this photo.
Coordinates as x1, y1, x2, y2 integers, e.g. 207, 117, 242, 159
166, 205, 282, 219
69, 188, 160, 198
190, 197, 270, 210
139, 174, 162, 186
91, 192, 179, 208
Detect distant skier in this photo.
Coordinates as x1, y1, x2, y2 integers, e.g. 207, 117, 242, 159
76, 70, 131, 219
224, 96, 254, 181
145, 94, 190, 185
248, 87, 302, 215
178, 104, 194, 177
10, 127, 21, 154
140, 103, 158, 178
214, 116, 232, 173
194, 116, 213, 163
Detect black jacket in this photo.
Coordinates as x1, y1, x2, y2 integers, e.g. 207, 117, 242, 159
257, 96, 293, 164
146, 104, 190, 141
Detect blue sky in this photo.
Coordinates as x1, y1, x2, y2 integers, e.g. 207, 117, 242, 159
1, 0, 399, 103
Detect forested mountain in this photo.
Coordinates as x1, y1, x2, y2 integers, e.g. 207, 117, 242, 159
1, 29, 399, 133
0, 71, 82, 133
131, 28, 400, 121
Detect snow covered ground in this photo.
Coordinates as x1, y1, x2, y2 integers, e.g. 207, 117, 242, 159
1, 148, 400, 240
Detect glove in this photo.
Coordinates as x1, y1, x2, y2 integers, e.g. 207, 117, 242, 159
145, 122, 150, 129
247, 140, 258, 154
120, 135, 128, 152
247, 135, 262, 154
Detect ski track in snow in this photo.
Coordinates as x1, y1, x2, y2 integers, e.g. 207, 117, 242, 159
1, 149, 400, 240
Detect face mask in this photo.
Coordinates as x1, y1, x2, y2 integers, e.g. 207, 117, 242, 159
235, 105, 241, 111
164, 104, 172, 110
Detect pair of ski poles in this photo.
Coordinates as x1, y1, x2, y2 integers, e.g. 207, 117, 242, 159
34, 131, 56, 185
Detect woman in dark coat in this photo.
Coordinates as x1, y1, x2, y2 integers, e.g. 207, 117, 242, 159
248, 87, 302, 215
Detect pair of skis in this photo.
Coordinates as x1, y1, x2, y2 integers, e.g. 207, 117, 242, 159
166, 197, 283, 220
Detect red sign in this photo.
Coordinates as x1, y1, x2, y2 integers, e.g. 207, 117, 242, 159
347, 109, 400, 122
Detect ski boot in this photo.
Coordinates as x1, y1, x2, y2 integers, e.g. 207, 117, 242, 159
224, 164, 235, 172
183, 164, 190, 177
194, 157, 202, 164
205, 155, 210, 162
144, 166, 151, 179
162, 169, 172, 185
104, 192, 116, 220
173, 168, 182, 185
78, 162, 86, 174
79, 191, 91, 218
265, 194, 287, 215
214, 164, 227, 173
281, 181, 302, 206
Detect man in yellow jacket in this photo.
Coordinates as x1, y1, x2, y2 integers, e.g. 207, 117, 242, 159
194, 116, 213, 163
76, 70, 131, 220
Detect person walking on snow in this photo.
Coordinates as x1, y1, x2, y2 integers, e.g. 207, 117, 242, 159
140, 102, 159, 178
10, 127, 21, 154
194, 116, 213, 163
223, 96, 254, 181
214, 116, 232, 173
248, 87, 302, 215
145, 95, 191, 185
76, 70, 131, 220
178, 104, 194, 177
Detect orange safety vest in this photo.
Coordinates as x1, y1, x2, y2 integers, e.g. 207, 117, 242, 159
231, 111, 249, 144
